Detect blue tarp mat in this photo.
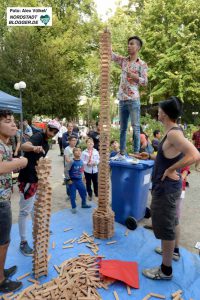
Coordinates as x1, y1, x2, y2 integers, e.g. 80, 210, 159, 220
2, 207, 200, 299
0, 91, 22, 113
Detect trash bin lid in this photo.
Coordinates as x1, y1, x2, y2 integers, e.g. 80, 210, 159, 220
110, 158, 154, 169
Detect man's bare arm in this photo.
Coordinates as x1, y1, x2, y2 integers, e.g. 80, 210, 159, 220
0, 157, 27, 175
162, 131, 200, 181
168, 131, 199, 169
21, 142, 44, 154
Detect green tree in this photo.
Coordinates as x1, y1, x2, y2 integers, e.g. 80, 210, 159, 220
0, 0, 103, 119
108, 0, 200, 118
140, 0, 200, 104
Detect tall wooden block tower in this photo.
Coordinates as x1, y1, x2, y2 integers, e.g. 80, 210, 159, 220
93, 29, 115, 239
33, 157, 52, 278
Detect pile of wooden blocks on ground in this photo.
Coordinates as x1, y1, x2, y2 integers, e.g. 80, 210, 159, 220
93, 28, 115, 240
77, 232, 100, 255
11, 255, 111, 300
33, 157, 52, 279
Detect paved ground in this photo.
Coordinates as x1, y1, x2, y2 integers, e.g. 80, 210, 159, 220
11, 144, 200, 254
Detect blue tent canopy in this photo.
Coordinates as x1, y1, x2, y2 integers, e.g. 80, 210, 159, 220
0, 90, 22, 113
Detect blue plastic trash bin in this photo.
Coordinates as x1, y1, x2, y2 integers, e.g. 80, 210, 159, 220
110, 159, 154, 229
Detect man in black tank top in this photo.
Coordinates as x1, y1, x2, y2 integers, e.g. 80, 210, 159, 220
138, 96, 200, 280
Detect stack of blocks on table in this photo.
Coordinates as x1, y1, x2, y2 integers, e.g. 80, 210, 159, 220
93, 28, 115, 240
33, 157, 52, 279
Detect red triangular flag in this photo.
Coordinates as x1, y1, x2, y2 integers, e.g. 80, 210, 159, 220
99, 260, 139, 289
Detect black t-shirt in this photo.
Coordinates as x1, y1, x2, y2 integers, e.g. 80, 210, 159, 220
18, 132, 49, 183
87, 131, 100, 151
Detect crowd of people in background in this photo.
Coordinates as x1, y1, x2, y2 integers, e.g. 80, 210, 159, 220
7, 116, 200, 215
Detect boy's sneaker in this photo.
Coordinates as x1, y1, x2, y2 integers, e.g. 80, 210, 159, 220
71, 208, 77, 214
20, 241, 33, 256
88, 196, 93, 201
155, 247, 180, 261
82, 204, 91, 208
4, 266, 17, 278
142, 266, 173, 280
0, 279, 22, 293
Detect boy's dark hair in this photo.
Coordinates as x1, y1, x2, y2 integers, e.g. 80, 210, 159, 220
68, 135, 77, 141
0, 109, 13, 121
86, 137, 94, 143
73, 147, 81, 153
110, 140, 116, 146
159, 96, 183, 121
153, 130, 160, 137
128, 36, 143, 48
140, 126, 148, 139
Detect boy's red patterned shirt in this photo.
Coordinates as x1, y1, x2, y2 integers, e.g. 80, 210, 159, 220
192, 130, 200, 149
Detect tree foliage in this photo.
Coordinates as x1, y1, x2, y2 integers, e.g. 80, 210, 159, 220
0, 0, 102, 119
108, 0, 200, 120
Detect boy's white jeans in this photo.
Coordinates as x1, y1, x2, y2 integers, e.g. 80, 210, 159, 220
18, 192, 37, 242
176, 191, 185, 220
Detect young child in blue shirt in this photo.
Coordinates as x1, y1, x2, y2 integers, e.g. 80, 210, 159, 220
64, 135, 77, 200
65, 147, 91, 213
110, 140, 128, 159
110, 140, 120, 158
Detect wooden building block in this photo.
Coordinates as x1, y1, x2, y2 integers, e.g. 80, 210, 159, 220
113, 290, 120, 300
173, 295, 181, 300
17, 272, 31, 281
28, 278, 40, 285
47, 254, 51, 261
64, 227, 73, 232
63, 245, 74, 249
54, 265, 60, 274
125, 229, 129, 236
127, 285, 131, 295
106, 241, 117, 245
171, 290, 182, 298
142, 295, 151, 300
150, 293, 166, 299
63, 238, 73, 245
